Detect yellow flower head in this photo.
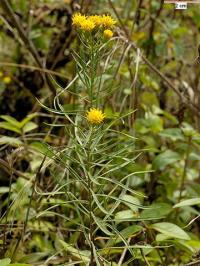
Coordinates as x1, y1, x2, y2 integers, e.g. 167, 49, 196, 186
101, 15, 116, 28
72, 13, 87, 27
103, 29, 113, 39
86, 108, 105, 124
3, 76, 11, 84
89, 15, 102, 26
0, 71, 3, 77
80, 19, 95, 31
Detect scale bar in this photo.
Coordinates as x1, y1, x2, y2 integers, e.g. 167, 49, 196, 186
164, 0, 200, 3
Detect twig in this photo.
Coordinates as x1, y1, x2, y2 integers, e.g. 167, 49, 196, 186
146, 0, 164, 56
0, 158, 30, 181
0, 0, 56, 95
117, 238, 131, 266
186, 259, 200, 266
0, 62, 68, 79
108, 0, 200, 117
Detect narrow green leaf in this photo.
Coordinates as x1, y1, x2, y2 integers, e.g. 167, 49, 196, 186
92, 213, 114, 236
91, 191, 109, 215
59, 240, 90, 262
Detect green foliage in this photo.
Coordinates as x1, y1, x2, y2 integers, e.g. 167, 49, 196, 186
0, 0, 200, 265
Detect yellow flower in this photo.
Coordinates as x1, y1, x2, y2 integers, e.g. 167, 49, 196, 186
89, 15, 102, 26
3, 76, 11, 84
86, 108, 105, 124
72, 13, 87, 27
80, 19, 95, 31
101, 15, 116, 28
0, 71, 3, 77
103, 29, 113, 38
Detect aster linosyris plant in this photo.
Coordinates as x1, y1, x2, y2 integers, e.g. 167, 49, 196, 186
41, 12, 142, 265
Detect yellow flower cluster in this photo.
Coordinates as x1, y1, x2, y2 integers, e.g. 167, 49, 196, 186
0, 71, 11, 84
103, 29, 113, 39
100, 15, 116, 28
3, 76, 11, 84
72, 13, 87, 27
72, 13, 116, 37
86, 108, 105, 124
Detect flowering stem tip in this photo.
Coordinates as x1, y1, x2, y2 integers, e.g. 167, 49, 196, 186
86, 108, 105, 124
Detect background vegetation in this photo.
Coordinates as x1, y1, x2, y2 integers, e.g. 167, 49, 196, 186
0, 0, 200, 265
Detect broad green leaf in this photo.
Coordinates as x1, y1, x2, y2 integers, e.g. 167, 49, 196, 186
120, 225, 143, 239
115, 210, 135, 221
146, 113, 163, 133
30, 142, 54, 158
0, 122, 21, 134
162, 110, 179, 125
0, 258, 11, 266
189, 153, 200, 161
156, 233, 172, 242
141, 92, 159, 107
134, 118, 150, 134
153, 150, 181, 170
186, 240, 200, 250
120, 195, 140, 212
152, 222, 190, 240
181, 122, 197, 137
173, 39, 184, 57
19, 113, 37, 128
0, 136, 22, 146
0, 115, 21, 128
140, 72, 159, 91
159, 128, 184, 141
173, 198, 200, 208
23, 122, 38, 133
141, 203, 172, 219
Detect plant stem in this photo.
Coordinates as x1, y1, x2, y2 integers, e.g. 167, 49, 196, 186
87, 127, 95, 265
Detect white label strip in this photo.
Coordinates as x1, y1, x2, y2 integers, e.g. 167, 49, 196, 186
175, 2, 188, 8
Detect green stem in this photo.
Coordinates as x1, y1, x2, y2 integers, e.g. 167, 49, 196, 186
178, 136, 191, 203
86, 127, 95, 265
